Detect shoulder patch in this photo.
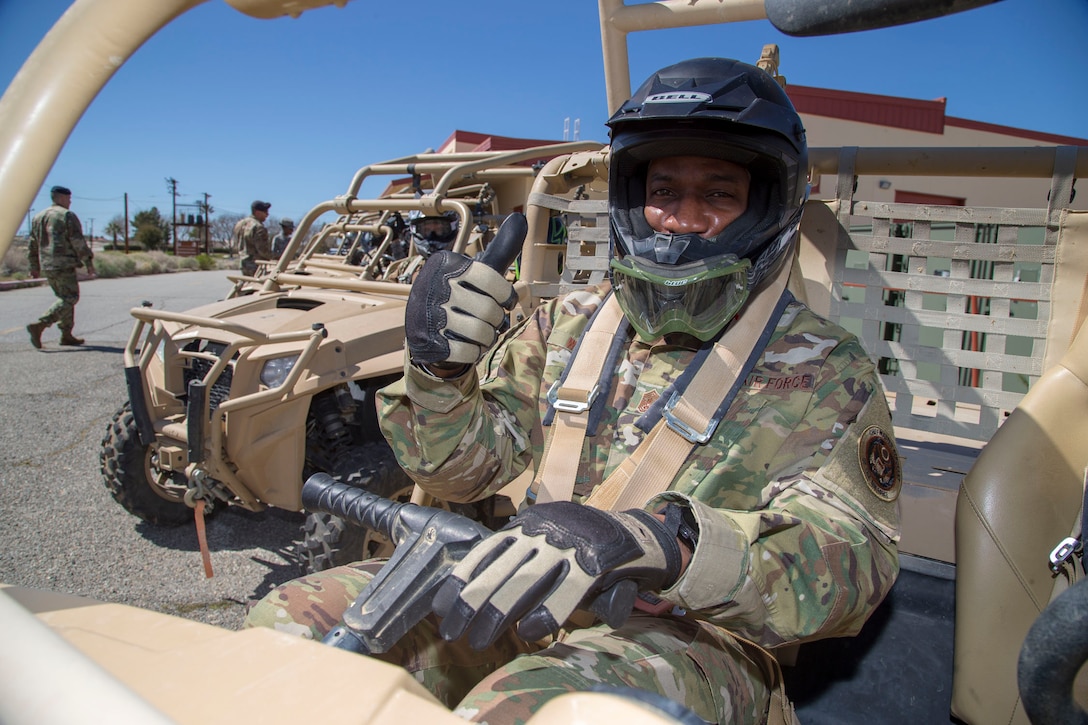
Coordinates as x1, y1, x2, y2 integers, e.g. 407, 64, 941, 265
859, 425, 901, 502
809, 389, 902, 539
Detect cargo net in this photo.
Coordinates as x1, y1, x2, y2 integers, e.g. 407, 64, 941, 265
526, 192, 610, 300
828, 200, 1057, 443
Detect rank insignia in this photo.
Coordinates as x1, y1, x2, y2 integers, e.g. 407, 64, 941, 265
636, 390, 660, 413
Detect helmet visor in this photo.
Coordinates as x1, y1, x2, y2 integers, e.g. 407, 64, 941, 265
610, 253, 750, 341
413, 217, 454, 241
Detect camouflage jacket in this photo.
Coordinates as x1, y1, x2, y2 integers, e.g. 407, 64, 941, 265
233, 216, 271, 261
271, 233, 291, 258
28, 204, 92, 272
378, 284, 901, 647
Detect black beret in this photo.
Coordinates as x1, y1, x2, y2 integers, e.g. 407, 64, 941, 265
251, 200, 271, 212
50, 185, 72, 196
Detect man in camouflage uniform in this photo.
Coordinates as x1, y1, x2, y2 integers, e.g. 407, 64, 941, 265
271, 217, 294, 259
247, 58, 901, 724
27, 184, 96, 348
234, 200, 272, 276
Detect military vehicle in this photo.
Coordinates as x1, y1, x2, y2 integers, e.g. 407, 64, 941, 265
1, 0, 1086, 723
95, 138, 598, 573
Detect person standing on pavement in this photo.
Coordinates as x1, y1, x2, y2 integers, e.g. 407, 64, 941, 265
27, 185, 96, 348
234, 200, 272, 276
271, 217, 295, 259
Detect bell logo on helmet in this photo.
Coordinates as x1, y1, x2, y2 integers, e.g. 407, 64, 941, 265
644, 91, 712, 104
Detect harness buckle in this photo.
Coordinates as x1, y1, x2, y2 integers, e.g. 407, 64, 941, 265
547, 380, 599, 414
663, 392, 719, 444
1049, 536, 1083, 574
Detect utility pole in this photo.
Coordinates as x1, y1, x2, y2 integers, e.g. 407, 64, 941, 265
124, 192, 130, 253
202, 192, 212, 255
166, 177, 178, 254
87, 218, 94, 249
25, 207, 34, 236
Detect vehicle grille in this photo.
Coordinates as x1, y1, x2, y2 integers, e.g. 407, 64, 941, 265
182, 340, 233, 411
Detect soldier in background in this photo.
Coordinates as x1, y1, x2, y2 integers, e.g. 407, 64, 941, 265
27, 184, 95, 348
247, 58, 901, 724
271, 217, 294, 259
234, 200, 272, 276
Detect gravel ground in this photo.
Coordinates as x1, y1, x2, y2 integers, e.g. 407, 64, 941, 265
0, 270, 306, 629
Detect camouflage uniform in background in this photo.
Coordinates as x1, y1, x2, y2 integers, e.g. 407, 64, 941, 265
271, 219, 294, 259
246, 283, 902, 724
271, 231, 291, 259
234, 214, 271, 276
28, 202, 93, 338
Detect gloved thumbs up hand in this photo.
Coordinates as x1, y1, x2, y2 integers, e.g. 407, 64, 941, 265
405, 213, 525, 369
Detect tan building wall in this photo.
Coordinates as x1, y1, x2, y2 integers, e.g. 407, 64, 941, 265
793, 88, 1087, 211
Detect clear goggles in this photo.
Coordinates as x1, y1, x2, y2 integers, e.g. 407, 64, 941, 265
610, 253, 750, 341
412, 217, 454, 240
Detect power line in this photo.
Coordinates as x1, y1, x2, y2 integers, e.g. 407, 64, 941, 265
70, 194, 127, 202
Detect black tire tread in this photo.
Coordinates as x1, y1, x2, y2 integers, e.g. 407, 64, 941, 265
299, 440, 413, 574
99, 402, 193, 527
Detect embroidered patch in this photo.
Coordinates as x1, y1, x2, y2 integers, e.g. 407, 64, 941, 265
745, 373, 815, 392
859, 425, 901, 501
636, 389, 660, 413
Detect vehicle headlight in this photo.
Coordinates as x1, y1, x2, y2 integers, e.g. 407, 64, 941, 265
259, 355, 299, 388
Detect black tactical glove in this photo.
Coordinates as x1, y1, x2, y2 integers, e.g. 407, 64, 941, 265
432, 501, 683, 650
405, 250, 517, 369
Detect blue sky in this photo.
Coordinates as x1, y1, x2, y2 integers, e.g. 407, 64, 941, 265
2, 0, 1086, 236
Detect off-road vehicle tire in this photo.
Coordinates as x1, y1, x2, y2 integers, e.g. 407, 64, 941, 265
299, 440, 414, 573
100, 402, 193, 527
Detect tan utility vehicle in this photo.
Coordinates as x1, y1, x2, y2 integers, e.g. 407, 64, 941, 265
98, 139, 598, 572
1, 0, 1086, 723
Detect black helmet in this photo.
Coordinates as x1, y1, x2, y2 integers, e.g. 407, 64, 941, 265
605, 57, 808, 340
408, 210, 459, 257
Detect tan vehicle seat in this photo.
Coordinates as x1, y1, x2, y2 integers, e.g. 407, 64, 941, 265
953, 317, 1088, 724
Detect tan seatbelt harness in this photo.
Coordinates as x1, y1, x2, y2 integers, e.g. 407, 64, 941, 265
534, 257, 794, 509
535, 297, 626, 503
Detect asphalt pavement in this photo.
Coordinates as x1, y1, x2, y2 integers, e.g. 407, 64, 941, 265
0, 270, 304, 629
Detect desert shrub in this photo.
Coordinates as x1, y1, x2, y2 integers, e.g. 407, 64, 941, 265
94, 252, 138, 278
2, 242, 30, 278
144, 253, 164, 275
2, 246, 232, 280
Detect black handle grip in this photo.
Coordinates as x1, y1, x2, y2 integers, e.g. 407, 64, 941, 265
302, 472, 492, 552
306, 470, 495, 655
301, 473, 405, 539
477, 212, 526, 274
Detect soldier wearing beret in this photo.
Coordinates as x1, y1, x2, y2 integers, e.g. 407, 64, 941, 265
27, 185, 96, 348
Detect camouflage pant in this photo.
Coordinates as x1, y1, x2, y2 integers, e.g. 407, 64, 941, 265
240, 257, 258, 277
36, 269, 80, 333
244, 562, 771, 724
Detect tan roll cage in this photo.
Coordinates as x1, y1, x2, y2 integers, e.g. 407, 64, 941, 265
0, 0, 784, 256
